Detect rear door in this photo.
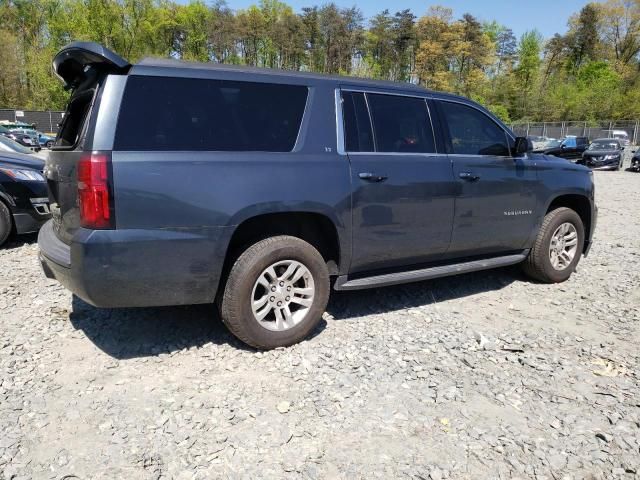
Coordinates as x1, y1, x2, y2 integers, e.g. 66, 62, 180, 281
436, 99, 538, 257
339, 89, 456, 273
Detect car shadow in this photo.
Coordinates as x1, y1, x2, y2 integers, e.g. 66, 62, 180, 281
67, 266, 522, 359
326, 265, 520, 320
3, 233, 38, 250
69, 297, 253, 358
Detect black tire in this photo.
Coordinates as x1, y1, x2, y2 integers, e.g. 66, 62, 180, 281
523, 207, 585, 283
0, 201, 12, 247
219, 235, 330, 349
45, 140, 53, 148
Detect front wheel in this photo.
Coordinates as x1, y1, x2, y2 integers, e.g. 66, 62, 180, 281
219, 235, 330, 349
522, 207, 585, 283
0, 201, 13, 247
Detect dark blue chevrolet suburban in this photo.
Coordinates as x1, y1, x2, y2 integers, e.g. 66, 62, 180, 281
39, 42, 597, 349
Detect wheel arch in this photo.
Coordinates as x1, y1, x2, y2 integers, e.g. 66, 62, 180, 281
218, 211, 344, 297
544, 194, 593, 253
0, 192, 16, 238
0, 190, 16, 207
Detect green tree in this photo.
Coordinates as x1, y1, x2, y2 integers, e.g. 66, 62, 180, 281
566, 3, 600, 71
513, 30, 543, 118
0, 0, 637, 121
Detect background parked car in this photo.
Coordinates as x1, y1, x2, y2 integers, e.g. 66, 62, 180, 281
0, 121, 55, 149
3, 130, 41, 151
0, 151, 50, 246
0, 134, 39, 155
606, 129, 630, 147
578, 138, 623, 170
527, 135, 551, 150
537, 136, 590, 161
36, 131, 55, 148
541, 138, 561, 149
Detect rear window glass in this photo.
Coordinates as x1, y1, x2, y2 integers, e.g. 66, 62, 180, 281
114, 76, 308, 152
342, 91, 374, 152
367, 94, 435, 153
55, 89, 95, 148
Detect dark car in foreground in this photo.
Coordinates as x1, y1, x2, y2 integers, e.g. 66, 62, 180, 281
0, 152, 51, 246
39, 42, 597, 349
630, 150, 640, 172
578, 138, 623, 170
537, 136, 590, 161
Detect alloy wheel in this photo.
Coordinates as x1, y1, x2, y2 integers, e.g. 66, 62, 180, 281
251, 260, 315, 331
549, 222, 578, 270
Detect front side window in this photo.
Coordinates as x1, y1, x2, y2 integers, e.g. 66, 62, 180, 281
115, 76, 308, 152
439, 101, 510, 156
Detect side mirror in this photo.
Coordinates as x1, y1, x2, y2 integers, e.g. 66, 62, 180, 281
513, 137, 532, 156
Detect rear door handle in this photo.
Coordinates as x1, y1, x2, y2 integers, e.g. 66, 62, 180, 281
459, 172, 480, 182
359, 172, 388, 182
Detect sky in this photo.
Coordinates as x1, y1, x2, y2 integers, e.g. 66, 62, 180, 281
202, 0, 596, 39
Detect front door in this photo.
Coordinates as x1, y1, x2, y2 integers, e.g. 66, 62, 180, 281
339, 89, 456, 273
435, 100, 539, 257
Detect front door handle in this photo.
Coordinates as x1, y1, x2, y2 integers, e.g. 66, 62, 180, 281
459, 172, 480, 182
359, 172, 388, 182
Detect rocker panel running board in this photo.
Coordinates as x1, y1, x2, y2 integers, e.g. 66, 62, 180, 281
334, 251, 529, 291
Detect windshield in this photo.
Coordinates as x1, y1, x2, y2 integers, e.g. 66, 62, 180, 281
545, 139, 561, 148
0, 135, 33, 154
589, 140, 619, 151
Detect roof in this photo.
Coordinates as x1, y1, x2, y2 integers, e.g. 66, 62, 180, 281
134, 56, 437, 94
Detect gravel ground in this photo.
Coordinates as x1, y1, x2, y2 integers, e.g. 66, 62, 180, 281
1, 171, 639, 480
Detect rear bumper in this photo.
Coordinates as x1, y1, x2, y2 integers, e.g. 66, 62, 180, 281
38, 220, 233, 308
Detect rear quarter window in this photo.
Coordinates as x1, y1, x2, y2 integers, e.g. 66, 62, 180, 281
114, 76, 308, 152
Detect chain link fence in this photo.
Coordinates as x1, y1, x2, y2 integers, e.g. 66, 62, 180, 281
510, 120, 640, 145
511, 120, 640, 169
0, 109, 65, 134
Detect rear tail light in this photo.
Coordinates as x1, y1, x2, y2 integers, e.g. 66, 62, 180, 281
77, 151, 114, 229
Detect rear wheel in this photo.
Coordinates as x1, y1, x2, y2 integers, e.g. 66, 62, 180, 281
220, 235, 330, 349
0, 201, 12, 247
45, 140, 54, 148
523, 207, 585, 283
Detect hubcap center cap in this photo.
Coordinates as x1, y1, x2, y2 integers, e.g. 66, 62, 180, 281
271, 284, 290, 303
